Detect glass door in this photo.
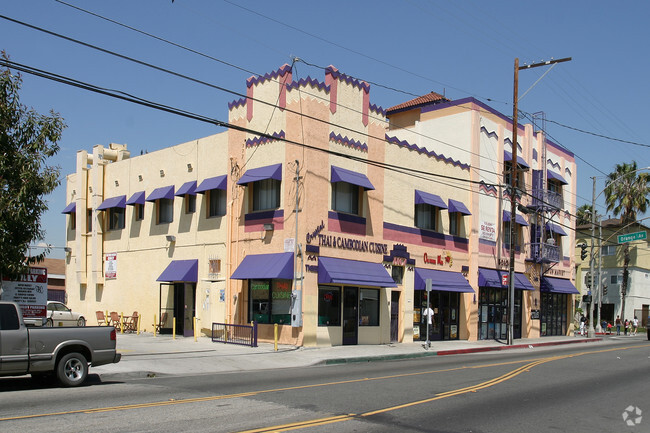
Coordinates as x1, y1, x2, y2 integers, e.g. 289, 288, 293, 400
343, 287, 358, 345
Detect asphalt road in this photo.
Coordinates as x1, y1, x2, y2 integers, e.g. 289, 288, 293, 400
1, 338, 648, 433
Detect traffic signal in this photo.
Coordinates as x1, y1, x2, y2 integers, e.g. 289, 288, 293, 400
603, 285, 608, 296
580, 243, 588, 260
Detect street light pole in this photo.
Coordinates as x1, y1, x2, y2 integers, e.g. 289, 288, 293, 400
507, 56, 571, 346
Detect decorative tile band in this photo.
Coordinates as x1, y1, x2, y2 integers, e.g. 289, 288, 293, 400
479, 181, 498, 196
325, 66, 370, 93
228, 97, 247, 110
247, 64, 293, 88
246, 131, 286, 147
385, 134, 470, 170
286, 76, 330, 93
369, 103, 386, 117
329, 132, 368, 152
480, 125, 498, 140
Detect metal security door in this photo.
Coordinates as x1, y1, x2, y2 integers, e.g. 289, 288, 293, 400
342, 287, 358, 345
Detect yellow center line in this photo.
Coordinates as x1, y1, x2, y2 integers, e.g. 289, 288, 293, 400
2, 343, 647, 425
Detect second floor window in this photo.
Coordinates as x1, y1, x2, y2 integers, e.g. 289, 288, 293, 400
252, 179, 280, 211
135, 203, 144, 221
332, 181, 360, 215
108, 207, 125, 230
602, 245, 617, 256
208, 189, 227, 217
158, 198, 173, 224
415, 203, 438, 231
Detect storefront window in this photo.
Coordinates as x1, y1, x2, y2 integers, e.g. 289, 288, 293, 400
359, 288, 379, 326
318, 286, 341, 326
248, 279, 292, 325
540, 292, 568, 336
478, 287, 522, 340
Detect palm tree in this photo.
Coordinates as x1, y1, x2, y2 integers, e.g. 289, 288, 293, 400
603, 161, 650, 224
576, 204, 594, 226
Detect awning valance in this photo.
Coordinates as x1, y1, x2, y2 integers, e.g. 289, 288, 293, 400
196, 175, 227, 193
414, 268, 474, 293
330, 166, 375, 190
541, 277, 579, 294
547, 170, 568, 185
126, 191, 146, 206
175, 181, 197, 196
448, 199, 471, 215
237, 163, 282, 185
97, 195, 126, 211
478, 268, 534, 290
318, 256, 396, 288
503, 210, 529, 226
146, 186, 175, 202
415, 190, 448, 209
157, 259, 198, 282
504, 150, 530, 169
62, 202, 76, 214
231, 252, 294, 280
546, 222, 567, 236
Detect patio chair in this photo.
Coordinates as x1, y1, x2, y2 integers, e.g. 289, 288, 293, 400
126, 311, 139, 332
96, 311, 107, 326
153, 312, 168, 333
109, 311, 121, 328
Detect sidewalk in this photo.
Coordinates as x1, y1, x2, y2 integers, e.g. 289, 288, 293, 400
92, 332, 606, 381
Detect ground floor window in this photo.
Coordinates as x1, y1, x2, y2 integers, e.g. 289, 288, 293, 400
318, 286, 341, 326
478, 288, 522, 340
248, 279, 292, 325
413, 290, 460, 341
540, 292, 568, 336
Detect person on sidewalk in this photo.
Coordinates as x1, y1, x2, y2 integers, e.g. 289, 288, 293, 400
579, 315, 586, 336
615, 316, 621, 335
422, 303, 434, 341
632, 316, 639, 336
607, 322, 613, 335
624, 318, 629, 336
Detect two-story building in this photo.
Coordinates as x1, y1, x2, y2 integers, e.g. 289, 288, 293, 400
62, 64, 578, 345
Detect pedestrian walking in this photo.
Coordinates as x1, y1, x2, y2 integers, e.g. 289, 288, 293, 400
615, 315, 621, 335
607, 322, 613, 335
624, 318, 629, 336
632, 316, 639, 336
579, 315, 586, 336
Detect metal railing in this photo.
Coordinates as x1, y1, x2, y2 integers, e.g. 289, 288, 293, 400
529, 242, 560, 263
212, 322, 258, 347
531, 188, 563, 210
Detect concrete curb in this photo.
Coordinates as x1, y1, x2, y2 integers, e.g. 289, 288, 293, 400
323, 338, 603, 365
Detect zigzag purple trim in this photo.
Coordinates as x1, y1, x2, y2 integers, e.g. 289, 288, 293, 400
369, 103, 386, 116
228, 97, 247, 110
246, 130, 286, 147
326, 66, 370, 93
247, 64, 292, 88
385, 134, 470, 170
286, 76, 330, 93
479, 181, 498, 196
329, 132, 368, 152
480, 126, 498, 140
504, 137, 522, 151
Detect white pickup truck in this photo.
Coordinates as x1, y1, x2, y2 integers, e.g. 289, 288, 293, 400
0, 301, 121, 386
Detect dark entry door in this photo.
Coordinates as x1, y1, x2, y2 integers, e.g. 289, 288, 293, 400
343, 287, 358, 345
390, 291, 400, 342
173, 283, 196, 337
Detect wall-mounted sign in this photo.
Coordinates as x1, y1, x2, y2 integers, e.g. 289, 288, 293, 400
479, 221, 496, 242
305, 221, 387, 255
531, 309, 540, 320
105, 253, 117, 279
423, 251, 453, 267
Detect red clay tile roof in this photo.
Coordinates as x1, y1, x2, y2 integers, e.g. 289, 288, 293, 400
386, 92, 450, 114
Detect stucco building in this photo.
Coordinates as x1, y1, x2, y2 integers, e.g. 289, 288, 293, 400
63, 64, 578, 345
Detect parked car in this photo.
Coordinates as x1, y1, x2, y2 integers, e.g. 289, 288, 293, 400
46, 301, 86, 327
0, 301, 120, 386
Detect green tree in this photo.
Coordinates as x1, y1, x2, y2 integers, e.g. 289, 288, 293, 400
0, 52, 65, 281
603, 161, 650, 224
576, 204, 594, 226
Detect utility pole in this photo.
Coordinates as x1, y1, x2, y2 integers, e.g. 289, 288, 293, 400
508, 56, 571, 345
588, 176, 596, 338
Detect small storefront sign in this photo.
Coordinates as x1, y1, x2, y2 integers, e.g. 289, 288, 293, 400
479, 221, 497, 242
105, 253, 117, 279
531, 309, 540, 320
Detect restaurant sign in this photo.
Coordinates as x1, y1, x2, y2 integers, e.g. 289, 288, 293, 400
305, 221, 388, 255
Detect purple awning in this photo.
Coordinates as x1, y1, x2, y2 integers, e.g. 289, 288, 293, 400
157, 260, 198, 282
231, 252, 294, 279
330, 166, 375, 190
541, 277, 579, 294
414, 268, 474, 292
415, 190, 448, 209
97, 195, 126, 211
448, 199, 471, 215
547, 170, 568, 185
546, 222, 567, 236
175, 181, 197, 196
126, 191, 146, 206
146, 185, 175, 202
504, 150, 530, 169
478, 268, 534, 290
318, 256, 396, 288
237, 163, 282, 185
196, 175, 227, 193
503, 210, 529, 226
62, 202, 76, 214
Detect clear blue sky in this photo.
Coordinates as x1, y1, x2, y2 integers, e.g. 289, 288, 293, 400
1, 1, 648, 259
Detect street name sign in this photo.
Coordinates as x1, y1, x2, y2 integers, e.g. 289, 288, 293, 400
618, 231, 647, 244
